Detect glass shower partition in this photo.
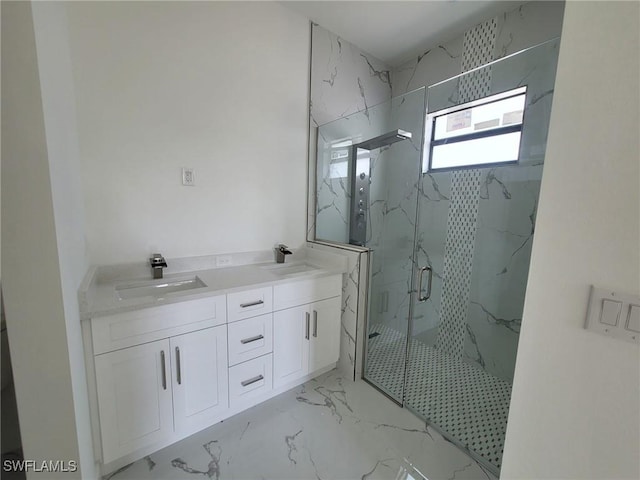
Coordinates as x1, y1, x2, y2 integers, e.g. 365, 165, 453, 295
315, 88, 427, 403
405, 38, 561, 474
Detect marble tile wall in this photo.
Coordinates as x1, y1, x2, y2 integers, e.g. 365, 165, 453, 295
391, 1, 565, 98
308, 25, 391, 381
390, 2, 563, 382
309, 24, 392, 244
462, 38, 561, 381
307, 242, 368, 381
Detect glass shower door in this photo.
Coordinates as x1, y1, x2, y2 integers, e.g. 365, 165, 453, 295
360, 88, 426, 403
404, 39, 561, 474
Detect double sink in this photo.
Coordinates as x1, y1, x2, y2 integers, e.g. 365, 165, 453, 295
115, 262, 323, 301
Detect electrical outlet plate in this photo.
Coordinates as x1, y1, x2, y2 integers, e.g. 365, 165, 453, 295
182, 168, 195, 186
216, 255, 232, 268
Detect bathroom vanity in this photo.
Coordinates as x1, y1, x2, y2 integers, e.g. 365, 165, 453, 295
79, 250, 346, 475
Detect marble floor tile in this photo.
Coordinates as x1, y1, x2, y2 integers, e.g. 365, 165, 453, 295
105, 370, 495, 480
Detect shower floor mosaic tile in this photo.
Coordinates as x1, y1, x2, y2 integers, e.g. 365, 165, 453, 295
365, 324, 511, 472
103, 369, 495, 480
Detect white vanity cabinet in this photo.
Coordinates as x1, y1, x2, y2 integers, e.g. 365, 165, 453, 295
85, 271, 343, 475
94, 325, 229, 463
94, 338, 174, 463
273, 275, 342, 389
170, 326, 229, 436
89, 295, 228, 465
308, 296, 341, 372
273, 304, 310, 387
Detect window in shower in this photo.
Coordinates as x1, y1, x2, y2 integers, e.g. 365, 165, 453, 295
425, 86, 527, 172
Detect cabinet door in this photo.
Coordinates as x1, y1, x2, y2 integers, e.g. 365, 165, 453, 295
308, 297, 341, 373
171, 326, 229, 435
95, 339, 173, 463
273, 305, 309, 388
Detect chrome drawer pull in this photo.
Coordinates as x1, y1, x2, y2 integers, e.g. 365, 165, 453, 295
160, 350, 167, 390
240, 334, 264, 344
240, 300, 264, 308
175, 347, 182, 385
305, 312, 310, 340
313, 310, 318, 338
241, 374, 264, 387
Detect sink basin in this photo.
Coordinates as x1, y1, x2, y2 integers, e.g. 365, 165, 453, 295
261, 262, 322, 278
116, 276, 207, 300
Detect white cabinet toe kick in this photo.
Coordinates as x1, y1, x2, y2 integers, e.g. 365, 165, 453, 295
83, 274, 342, 475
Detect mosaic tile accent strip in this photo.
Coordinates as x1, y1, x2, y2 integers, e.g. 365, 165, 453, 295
435, 19, 497, 359
366, 323, 511, 471
435, 169, 482, 359
460, 18, 497, 102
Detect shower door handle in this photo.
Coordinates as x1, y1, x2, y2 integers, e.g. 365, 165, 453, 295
417, 266, 432, 302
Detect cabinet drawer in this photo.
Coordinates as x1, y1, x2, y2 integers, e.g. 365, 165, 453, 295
92, 295, 226, 355
227, 314, 273, 366
227, 286, 273, 323
273, 275, 341, 311
228, 354, 273, 409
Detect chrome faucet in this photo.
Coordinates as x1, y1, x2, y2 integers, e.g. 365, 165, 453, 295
149, 253, 167, 279
275, 244, 292, 263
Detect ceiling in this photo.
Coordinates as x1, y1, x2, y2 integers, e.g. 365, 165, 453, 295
282, 1, 525, 67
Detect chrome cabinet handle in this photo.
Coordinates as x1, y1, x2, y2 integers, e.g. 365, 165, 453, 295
160, 350, 167, 390
240, 334, 264, 344
241, 374, 264, 387
305, 312, 310, 340
240, 300, 264, 308
417, 266, 433, 302
175, 347, 182, 385
313, 310, 318, 338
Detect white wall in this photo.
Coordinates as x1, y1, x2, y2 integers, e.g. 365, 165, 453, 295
1, 2, 85, 477
501, 2, 639, 479
31, 2, 98, 478
65, 2, 310, 265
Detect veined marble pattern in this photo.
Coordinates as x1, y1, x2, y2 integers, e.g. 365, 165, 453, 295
391, 36, 463, 98
391, 2, 564, 100
306, 242, 367, 381
310, 24, 391, 129
463, 165, 541, 381
103, 370, 495, 480
310, 24, 392, 246
338, 251, 361, 378
494, 2, 565, 61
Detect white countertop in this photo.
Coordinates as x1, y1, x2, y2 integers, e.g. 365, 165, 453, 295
79, 247, 349, 320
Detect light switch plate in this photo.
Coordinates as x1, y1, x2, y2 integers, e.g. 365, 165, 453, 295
585, 286, 640, 344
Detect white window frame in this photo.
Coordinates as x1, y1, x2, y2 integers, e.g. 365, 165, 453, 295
424, 86, 527, 173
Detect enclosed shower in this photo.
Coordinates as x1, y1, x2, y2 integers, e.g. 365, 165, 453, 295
314, 39, 560, 474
